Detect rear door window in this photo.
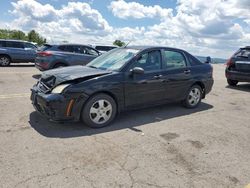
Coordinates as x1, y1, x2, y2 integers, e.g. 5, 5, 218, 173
188, 55, 203, 66
5, 41, 24, 48
58, 45, 75, 53
162, 50, 186, 70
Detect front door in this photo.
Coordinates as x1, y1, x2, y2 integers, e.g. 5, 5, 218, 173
124, 50, 166, 107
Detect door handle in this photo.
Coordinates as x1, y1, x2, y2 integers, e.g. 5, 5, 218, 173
153, 75, 163, 79
184, 70, 191, 74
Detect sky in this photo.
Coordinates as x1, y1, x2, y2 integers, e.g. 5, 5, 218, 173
0, 0, 249, 58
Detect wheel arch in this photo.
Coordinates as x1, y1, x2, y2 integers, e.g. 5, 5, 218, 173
53, 62, 68, 68
89, 91, 119, 111
80, 90, 120, 118
192, 81, 205, 98
0, 54, 12, 61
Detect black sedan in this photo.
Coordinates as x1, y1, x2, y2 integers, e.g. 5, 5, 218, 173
31, 46, 214, 128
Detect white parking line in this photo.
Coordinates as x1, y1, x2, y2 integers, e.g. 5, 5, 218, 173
0, 93, 30, 99
0, 72, 37, 74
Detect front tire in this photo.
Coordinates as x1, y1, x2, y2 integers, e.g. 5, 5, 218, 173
183, 85, 202, 108
227, 79, 238, 86
0, 55, 11, 66
81, 94, 117, 128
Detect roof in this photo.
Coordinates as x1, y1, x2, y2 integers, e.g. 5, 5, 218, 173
0, 39, 31, 43
125, 45, 184, 51
45, 43, 93, 47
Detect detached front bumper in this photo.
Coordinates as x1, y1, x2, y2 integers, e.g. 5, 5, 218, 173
31, 85, 88, 122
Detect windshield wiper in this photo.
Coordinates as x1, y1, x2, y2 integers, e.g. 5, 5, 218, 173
88, 65, 97, 69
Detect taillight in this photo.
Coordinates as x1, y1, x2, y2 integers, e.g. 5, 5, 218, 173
226, 58, 233, 67
37, 51, 52, 57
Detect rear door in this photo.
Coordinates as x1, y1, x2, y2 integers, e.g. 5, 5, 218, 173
234, 48, 250, 72
5, 41, 26, 62
161, 49, 193, 100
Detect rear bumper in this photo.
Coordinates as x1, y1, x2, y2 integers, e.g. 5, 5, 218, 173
204, 78, 214, 95
35, 62, 49, 71
225, 68, 250, 82
31, 85, 88, 122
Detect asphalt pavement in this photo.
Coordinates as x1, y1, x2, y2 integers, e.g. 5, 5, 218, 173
0, 63, 249, 188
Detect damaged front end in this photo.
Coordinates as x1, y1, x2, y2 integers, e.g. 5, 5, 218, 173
31, 66, 111, 122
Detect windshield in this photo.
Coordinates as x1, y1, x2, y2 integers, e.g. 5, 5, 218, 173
235, 49, 250, 58
87, 48, 139, 71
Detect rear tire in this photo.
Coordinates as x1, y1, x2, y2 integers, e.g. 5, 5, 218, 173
0, 55, 11, 66
227, 79, 238, 86
182, 85, 202, 108
81, 94, 117, 128
53, 63, 66, 69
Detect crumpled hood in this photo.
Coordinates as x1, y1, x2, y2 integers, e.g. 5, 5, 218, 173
41, 66, 112, 86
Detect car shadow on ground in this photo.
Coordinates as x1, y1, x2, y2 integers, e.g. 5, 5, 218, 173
9, 63, 34, 67
226, 84, 250, 92
32, 74, 41, 79
29, 102, 213, 138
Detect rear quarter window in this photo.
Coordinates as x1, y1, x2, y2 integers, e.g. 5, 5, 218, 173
188, 55, 203, 66
235, 49, 250, 58
162, 50, 186, 69
39, 44, 52, 51
24, 43, 37, 49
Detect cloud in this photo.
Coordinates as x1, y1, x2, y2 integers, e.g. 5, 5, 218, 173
11, 0, 57, 22
109, 0, 173, 20
10, 0, 112, 36
6, 0, 250, 58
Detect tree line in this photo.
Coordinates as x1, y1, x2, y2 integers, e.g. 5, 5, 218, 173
0, 28, 127, 47
0, 29, 46, 45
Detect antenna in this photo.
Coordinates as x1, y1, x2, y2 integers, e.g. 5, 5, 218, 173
123, 41, 131, 48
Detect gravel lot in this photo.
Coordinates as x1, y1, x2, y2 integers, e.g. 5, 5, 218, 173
0, 64, 249, 188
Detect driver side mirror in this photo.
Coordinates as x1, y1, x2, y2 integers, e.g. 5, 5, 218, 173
130, 67, 144, 75
205, 56, 211, 64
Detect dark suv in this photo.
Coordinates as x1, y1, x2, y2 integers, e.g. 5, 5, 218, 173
0, 39, 37, 66
225, 46, 250, 86
35, 44, 100, 71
